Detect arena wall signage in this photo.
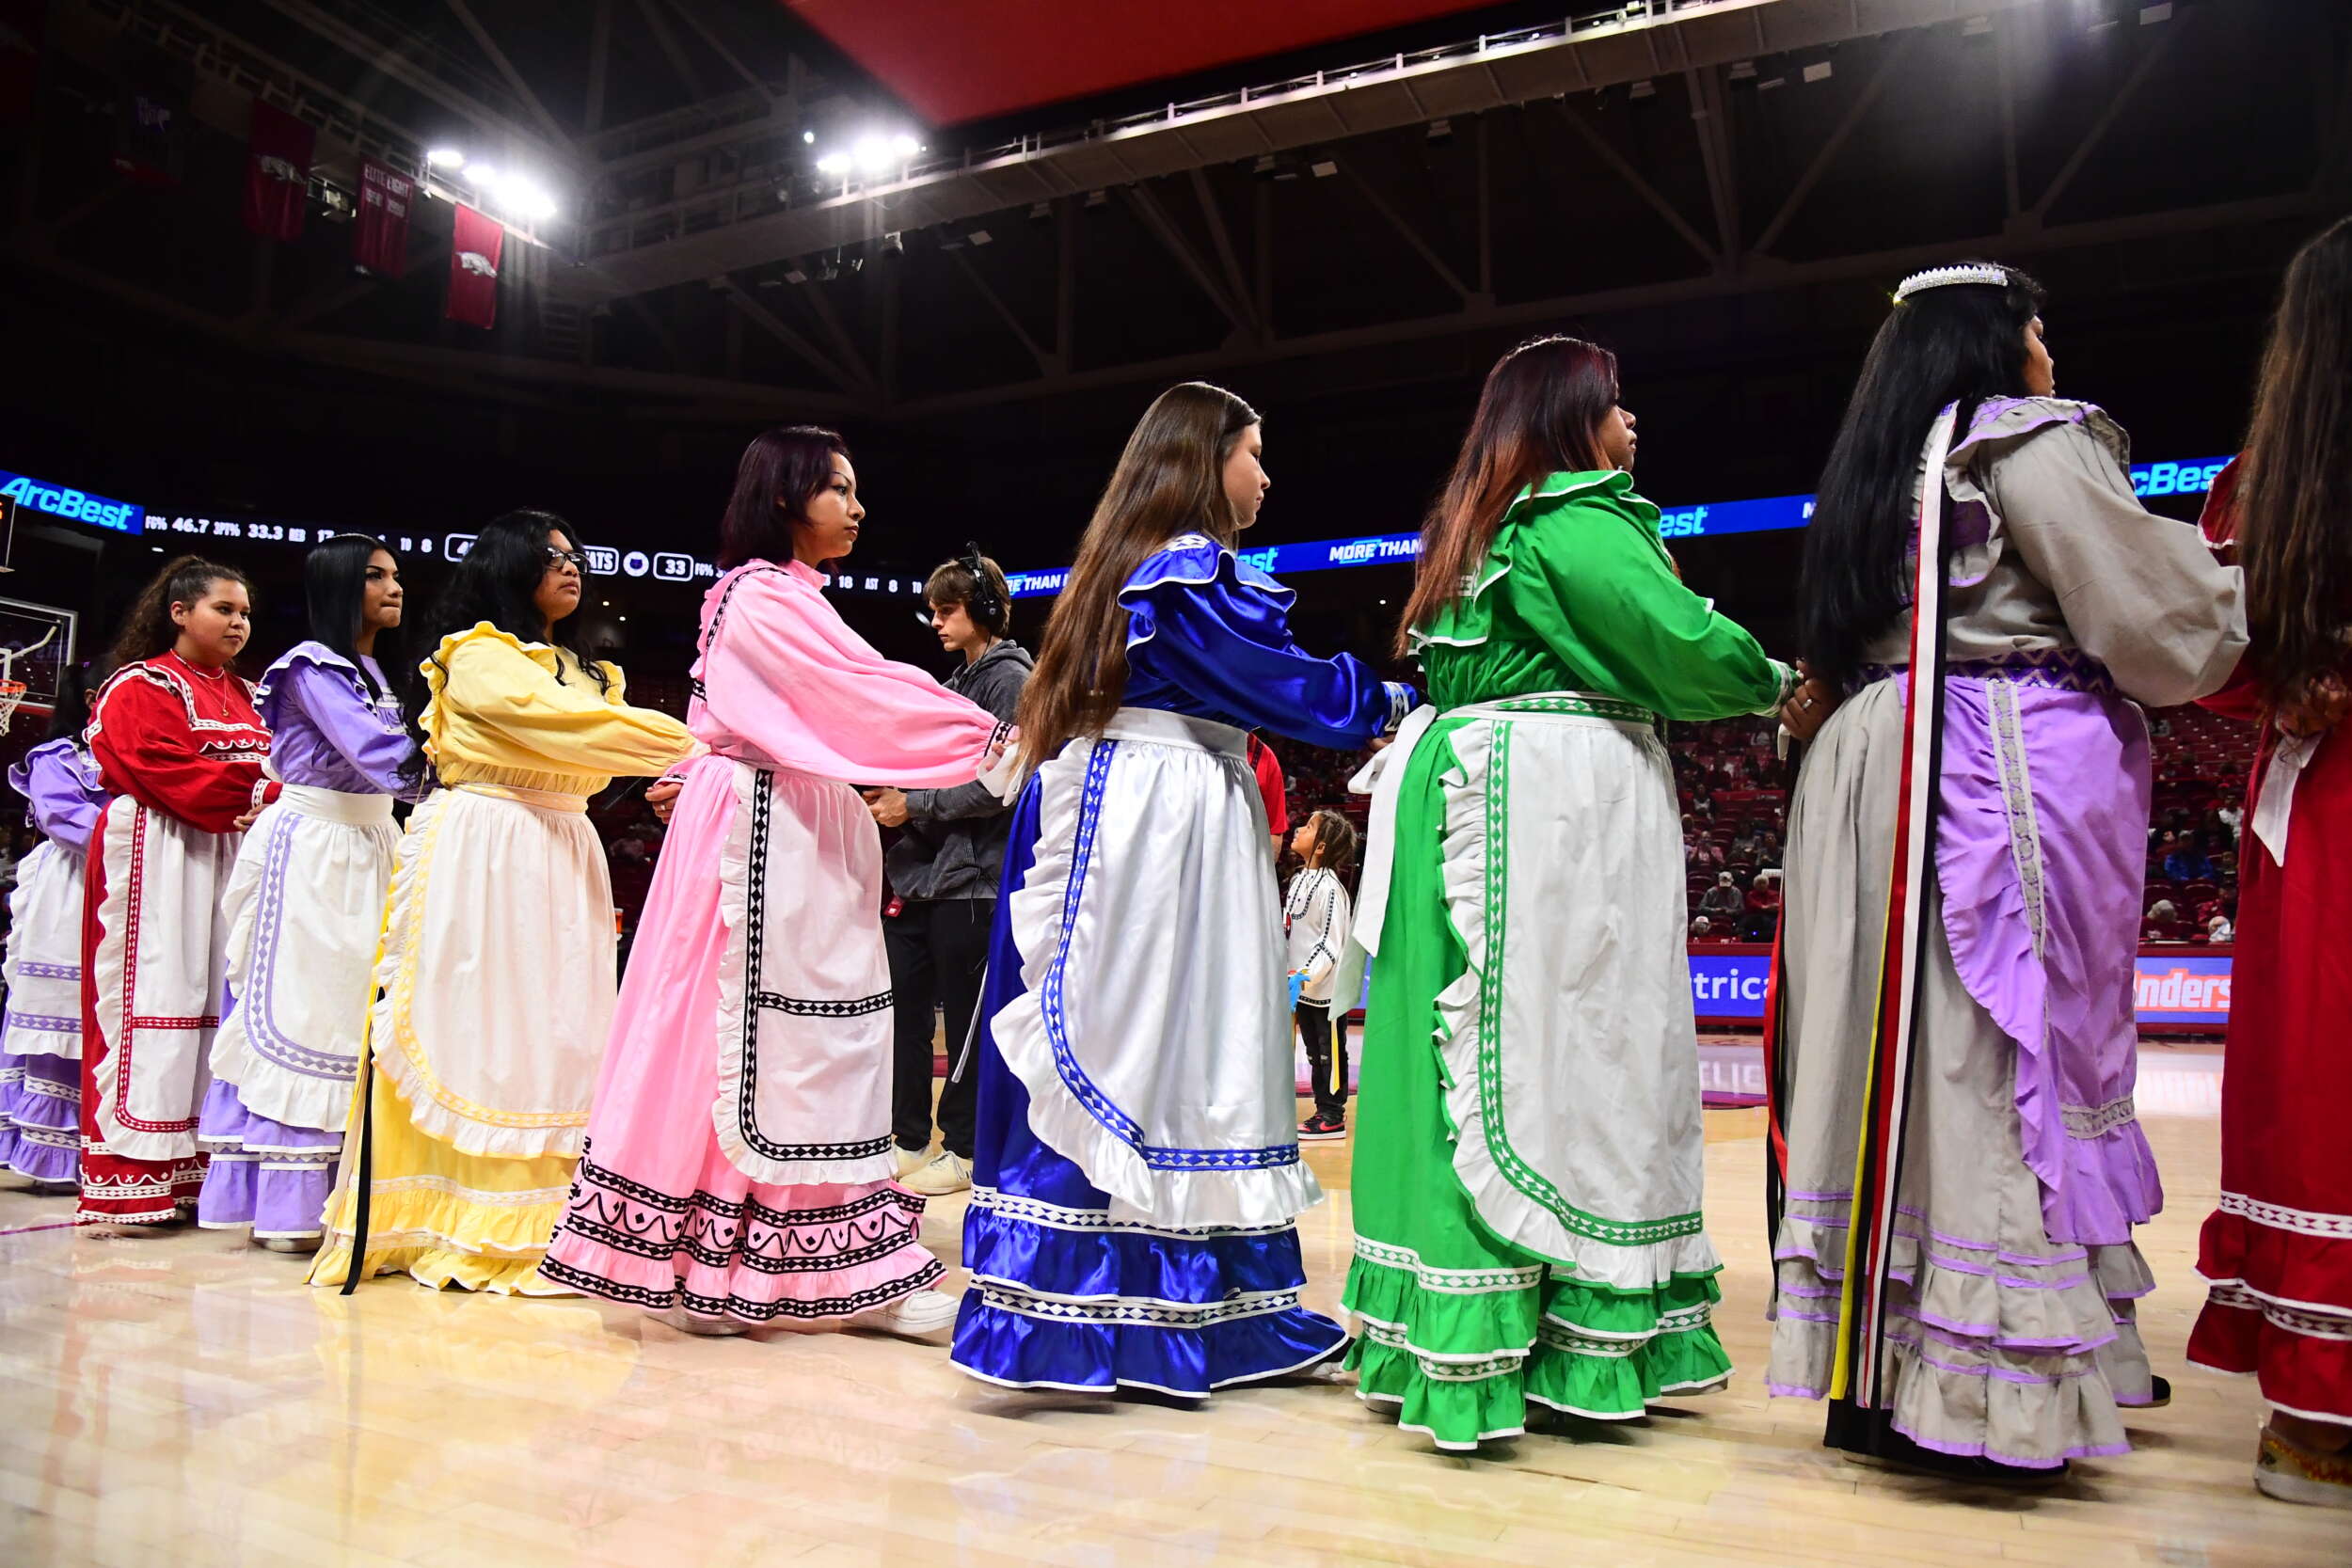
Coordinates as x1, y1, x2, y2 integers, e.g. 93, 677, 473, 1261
1688, 947, 2229, 1029
1, 468, 144, 533
125, 447, 2230, 601
1004, 451, 2233, 596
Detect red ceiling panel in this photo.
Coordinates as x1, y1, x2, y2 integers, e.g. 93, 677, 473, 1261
783, 0, 1502, 125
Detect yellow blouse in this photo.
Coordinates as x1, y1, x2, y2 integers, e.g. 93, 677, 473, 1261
419, 624, 696, 799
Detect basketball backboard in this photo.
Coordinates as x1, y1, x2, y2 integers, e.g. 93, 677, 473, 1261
0, 596, 78, 732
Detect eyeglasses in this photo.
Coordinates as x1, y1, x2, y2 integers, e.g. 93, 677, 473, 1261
542, 546, 588, 572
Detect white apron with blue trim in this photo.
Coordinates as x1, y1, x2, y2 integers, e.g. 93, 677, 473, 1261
991, 707, 1322, 1230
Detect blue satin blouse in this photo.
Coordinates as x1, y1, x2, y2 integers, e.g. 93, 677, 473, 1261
1119, 533, 1412, 750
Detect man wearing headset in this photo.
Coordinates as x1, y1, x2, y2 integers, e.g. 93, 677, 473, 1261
862, 548, 1032, 1197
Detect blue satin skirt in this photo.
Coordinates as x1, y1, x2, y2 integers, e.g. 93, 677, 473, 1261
948, 780, 1347, 1396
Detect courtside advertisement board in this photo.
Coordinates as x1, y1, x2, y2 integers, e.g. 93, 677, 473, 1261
1689, 945, 2231, 1031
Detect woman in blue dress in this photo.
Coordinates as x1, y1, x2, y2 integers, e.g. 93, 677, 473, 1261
950, 382, 1412, 1397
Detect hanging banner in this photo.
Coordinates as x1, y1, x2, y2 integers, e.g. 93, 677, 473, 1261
0, 0, 44, 126
445, 203, 502, 328
111, 45, 189, 188
354, 160, 414, 277
242, 101, 314, 241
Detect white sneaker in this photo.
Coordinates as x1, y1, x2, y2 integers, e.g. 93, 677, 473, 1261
659, 1306, 751, 1338
902, 1151, 973, 1196
850, 1288, 961, 1341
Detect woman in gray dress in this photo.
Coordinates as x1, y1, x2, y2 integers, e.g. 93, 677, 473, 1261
1768, 262, 2246, 1481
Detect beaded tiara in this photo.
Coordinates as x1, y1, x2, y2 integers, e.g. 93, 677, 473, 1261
1894, 262, 2010, 301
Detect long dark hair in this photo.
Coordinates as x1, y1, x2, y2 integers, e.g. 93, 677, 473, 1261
305, 532, 403, 702
719, 424, 851, 570
401, 510, 605, 783
1396, 336, 1621, 657
104, 554, 251, 670
1800, 263, 2046, 693
1017, 382, 1260, 767
2237, 215, 2352, 715
40, 663, 94, 745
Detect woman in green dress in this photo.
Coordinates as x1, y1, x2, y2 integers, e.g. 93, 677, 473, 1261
1344, 335, 1815, 1449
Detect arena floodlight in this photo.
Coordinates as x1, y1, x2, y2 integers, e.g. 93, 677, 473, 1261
816, 152, 851, 177
426, 148, 467, 169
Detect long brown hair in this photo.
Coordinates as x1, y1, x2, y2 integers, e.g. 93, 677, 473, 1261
1393, 336, 1621, 657
1017, 382, 1261, 767
105, 555, 250, 670
1300, 807, 1359, 877
2238, 215, 2352, 714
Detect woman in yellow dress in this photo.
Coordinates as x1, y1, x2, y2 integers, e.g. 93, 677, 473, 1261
311, 512, 697, 1292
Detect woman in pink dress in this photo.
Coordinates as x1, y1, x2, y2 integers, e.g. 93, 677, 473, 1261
538, 426, 1007, 1338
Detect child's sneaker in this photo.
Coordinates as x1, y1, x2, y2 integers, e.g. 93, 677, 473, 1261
1297, 1113, 1348, 1142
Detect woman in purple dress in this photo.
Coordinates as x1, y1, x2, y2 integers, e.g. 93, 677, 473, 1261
2, 670, 107, 1192
196, 535, 414, 1252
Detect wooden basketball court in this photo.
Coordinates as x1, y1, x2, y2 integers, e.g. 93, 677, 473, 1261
3, 1041, 2342, 1567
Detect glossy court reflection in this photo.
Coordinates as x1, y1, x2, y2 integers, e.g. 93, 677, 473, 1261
2, 1049, 2343, 1568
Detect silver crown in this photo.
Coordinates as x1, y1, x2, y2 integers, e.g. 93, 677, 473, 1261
1893, 262, 2010, 301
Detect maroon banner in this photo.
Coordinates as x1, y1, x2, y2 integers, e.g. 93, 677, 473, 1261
242, 101, 314, 241
354, 160, 414, 277
0, 0, 44, 126
446, 203, 502, 329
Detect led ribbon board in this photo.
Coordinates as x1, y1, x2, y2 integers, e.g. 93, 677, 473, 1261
1004, 453, 2233, 597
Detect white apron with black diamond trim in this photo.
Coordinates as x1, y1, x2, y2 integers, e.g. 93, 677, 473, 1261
712, 759, 899, 1187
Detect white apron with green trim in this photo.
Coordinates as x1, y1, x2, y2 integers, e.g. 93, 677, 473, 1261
1353, 690, 1717, 1287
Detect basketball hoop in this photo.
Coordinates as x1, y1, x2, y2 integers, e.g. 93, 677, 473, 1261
0, 622, 57, 734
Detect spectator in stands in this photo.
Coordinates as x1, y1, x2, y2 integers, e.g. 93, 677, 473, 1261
1699, 872, 1744, 922
2204, 913, 2233, 944
1729, 828, 1760, 863
868, 549, 1033, 1198
1689, 915, 1713, 942
2217, 800, 2243, 845
2164, 832, 2216, 883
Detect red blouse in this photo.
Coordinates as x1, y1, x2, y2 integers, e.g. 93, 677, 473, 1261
87, 652, 277, 833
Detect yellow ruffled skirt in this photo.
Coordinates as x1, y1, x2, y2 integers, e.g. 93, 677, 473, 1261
308, 1066, 580, 1294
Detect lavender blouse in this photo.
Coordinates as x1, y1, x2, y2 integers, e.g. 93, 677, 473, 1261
254, 642, 415, 798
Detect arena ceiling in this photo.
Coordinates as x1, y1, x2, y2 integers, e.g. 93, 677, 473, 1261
8, 0, 2347, 435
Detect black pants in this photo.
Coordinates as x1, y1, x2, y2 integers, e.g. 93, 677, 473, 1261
885, 896, 993, 1159
1296, 1001, 1351, 1121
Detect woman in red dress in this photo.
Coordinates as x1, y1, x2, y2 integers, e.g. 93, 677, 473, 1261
2185, 216, 2352, 1508
79, 558, 277, 1234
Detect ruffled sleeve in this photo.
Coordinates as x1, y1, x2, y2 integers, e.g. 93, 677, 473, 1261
1422, 471, 1793, 721
8, 740, 105, 853
696, 566, 1002, 787
427, 624, 694, 781
1967, 401, 2247, 707
261, 643, 415, 796
1120, 534, 1413, 749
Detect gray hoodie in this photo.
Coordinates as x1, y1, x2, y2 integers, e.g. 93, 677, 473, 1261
883, 638, 1033, 901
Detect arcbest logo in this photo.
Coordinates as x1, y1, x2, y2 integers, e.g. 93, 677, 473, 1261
1660, 505, 1709, 538
1235, 546, 1279, 573
458, 251, 498, 278
1, 473, 139, 531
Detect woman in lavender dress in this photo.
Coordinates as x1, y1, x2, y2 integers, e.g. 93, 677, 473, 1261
1767, 264, 2245, 1479
196, 536, 413, 1252
1, 669, 107, 1192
